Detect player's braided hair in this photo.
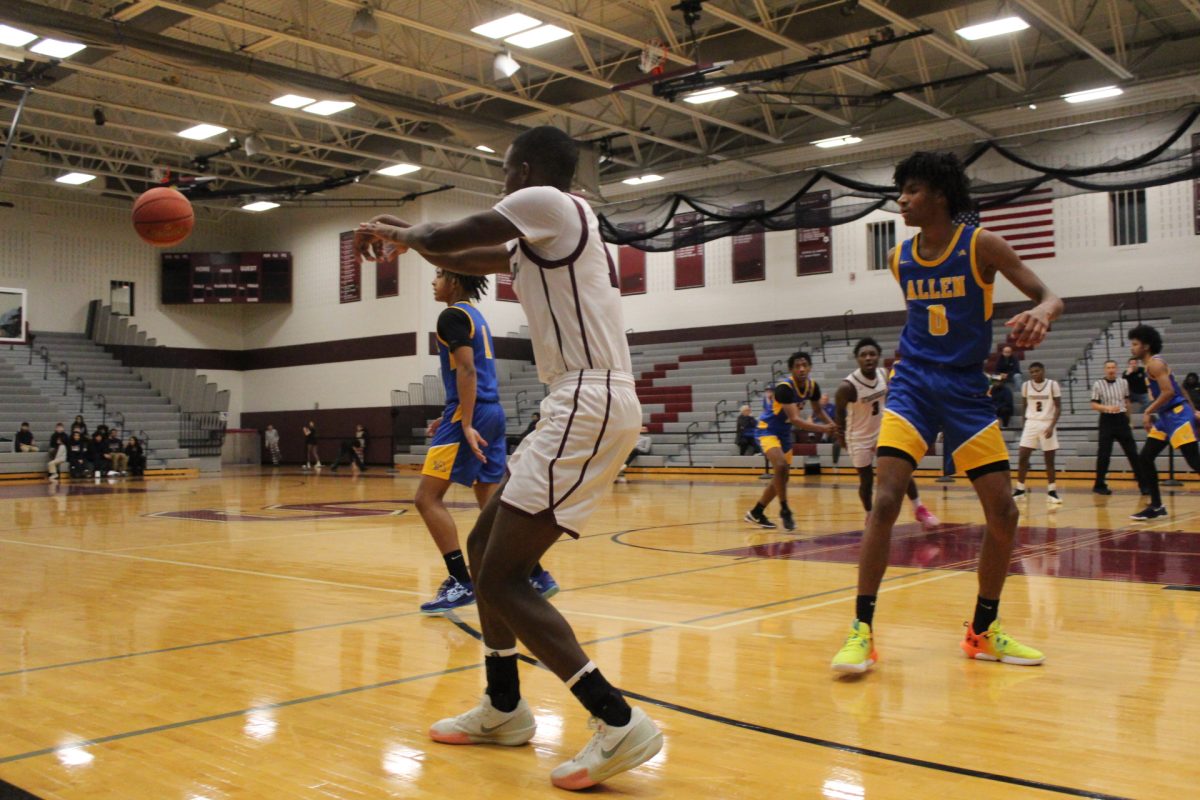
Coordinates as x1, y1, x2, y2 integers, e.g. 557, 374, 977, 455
446, 271, 489, 301
893, 151, 973, 219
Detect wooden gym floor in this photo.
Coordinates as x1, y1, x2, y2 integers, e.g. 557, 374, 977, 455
0, 468, 1197, 799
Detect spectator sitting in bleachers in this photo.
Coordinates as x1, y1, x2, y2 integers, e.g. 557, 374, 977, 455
71, 415, 87, 438
125, 436, 146, 477
88, 431, 108, 478
736, 404, 760, 455
990, 379, 1014, 428
66, 431, 89, 478
95, 423, 110, 442
47, 427, 68, 480
105, 429, 129, 475
13, 422, 38, 452
995, 344, 1022, 390
48, 422, 68, 453
1184, 372, 1200, 409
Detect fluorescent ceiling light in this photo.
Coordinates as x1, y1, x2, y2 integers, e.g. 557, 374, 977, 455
475, 144, 496, 154
683, 87, 737, 104
812, 134, 863, 148
55, 172, 96, 185
378, 163, 421, 176
30, 38, 86, 59
271, 94, 315, 109
0, 25, 37, 47
178, 123, 228, 140
302, 100, 356, 116
1062, 85, 1123, 103
471, 13, 541, 39
955, 16, 1029, 41
242, 201, 280, 212
504, 24, 572, 49
622, 174, 664, 186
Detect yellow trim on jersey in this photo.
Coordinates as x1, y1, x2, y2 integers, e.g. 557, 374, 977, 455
889, 244, 901, 282
758, 435, 793, 464
1170, 423, 1197, 448
952, 421, 1009, 474
911, 224, 965, 267
878, 409, 928, 463
422, 443, 459, 480
450, 303, 476, 338
968, 227, 993, 321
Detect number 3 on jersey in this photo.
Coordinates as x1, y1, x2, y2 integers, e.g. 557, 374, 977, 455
928, 304, 949, 336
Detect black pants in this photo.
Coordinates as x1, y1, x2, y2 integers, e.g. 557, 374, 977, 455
1141, 436, 1200, 506
331, 441, 365, 469
1095, 415, 1140, 487
738, 437, 760, 456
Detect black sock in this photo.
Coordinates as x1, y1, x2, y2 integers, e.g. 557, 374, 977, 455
485, 654, 520, 712
972, 596, 999, 634
780, 502, 791, 515
856, 595, 876, 627
752, 502, 765, 515
570, 668, 632, 727
529, 561, 545, 579
443, 550, 471, 585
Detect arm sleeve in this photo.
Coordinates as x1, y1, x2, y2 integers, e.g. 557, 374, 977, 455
773, 383, 797, 404
436, 307, 475, 352
492, 186, 568, 244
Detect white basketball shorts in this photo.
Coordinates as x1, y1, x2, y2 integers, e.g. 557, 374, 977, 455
501, 369, 642, 537
1019, 420, 1059, 451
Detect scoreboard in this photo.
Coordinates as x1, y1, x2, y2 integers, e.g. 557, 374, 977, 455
161, 252, 292, 305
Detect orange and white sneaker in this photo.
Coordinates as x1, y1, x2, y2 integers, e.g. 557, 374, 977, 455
550, 707, 662, 790
429, 695, 536, 746
960, 620, 1045, 665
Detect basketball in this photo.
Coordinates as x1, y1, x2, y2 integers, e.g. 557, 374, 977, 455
132, 186, 194, 247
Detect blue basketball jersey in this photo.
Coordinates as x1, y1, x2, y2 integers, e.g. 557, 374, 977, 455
1147, 356, 1188, 409
758, 376, 817, 437
437, 303, 499, 404
891, 224, 993, 368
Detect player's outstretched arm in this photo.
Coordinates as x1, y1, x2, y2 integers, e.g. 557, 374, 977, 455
977, 229, 1063, 348
356, 210, 520, 275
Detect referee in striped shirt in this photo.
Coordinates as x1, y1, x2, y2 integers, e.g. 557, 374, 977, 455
1091, 359, 1142, 495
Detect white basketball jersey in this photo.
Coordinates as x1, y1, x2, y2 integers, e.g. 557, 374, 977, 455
495, 186, 632, 385
845, 368, 887, 445
1022, 379, 1060, 422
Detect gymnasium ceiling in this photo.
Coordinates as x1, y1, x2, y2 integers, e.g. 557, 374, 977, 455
2, 0, 1200, 212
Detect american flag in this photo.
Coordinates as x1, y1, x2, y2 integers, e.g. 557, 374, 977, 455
955, 187, 1056, 260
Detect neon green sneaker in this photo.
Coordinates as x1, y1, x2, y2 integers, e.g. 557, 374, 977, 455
961, 620, 1045, 665
831, 620, 877, 674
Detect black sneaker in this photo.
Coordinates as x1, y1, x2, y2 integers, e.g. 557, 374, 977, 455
1092, 485, 1112, 496
1012, 488, 1027, 498
780, 509, 796, 531
1047, 490, 1063, 505
744, 509, 777, 529
1129, 505, 1167, 521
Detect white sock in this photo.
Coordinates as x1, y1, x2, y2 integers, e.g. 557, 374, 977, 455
1047, 483, 1057, 492
564, 660, 596, 689
1016, 482, 1026, 491
484, 644, 519, 658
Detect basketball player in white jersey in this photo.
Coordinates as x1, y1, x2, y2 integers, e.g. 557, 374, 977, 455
1014, 361, 1063, 504
835, 338, 939, 529
355, 126, 662, 791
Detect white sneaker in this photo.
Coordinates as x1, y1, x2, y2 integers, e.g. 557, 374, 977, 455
550, 707, 662, 790
428, 695, 536, 746
1047, 490, 1063, 505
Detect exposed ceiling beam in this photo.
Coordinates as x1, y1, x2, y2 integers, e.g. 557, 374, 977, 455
857, 0, 1026, 93
1011, 0, 1135, 80
700, 3, 992, 138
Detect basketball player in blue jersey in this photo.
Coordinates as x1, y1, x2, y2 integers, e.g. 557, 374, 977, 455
1127, 324, 1200, 521
831, 151, 1062, 674
417, 269, 558, 613
745, 351, 835, 531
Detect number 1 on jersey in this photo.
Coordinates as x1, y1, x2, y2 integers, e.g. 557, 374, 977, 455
928, 304, 949, 336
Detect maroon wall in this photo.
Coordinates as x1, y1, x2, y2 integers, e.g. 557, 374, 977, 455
241, 405, 441, 465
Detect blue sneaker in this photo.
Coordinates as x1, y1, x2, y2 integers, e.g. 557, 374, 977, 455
420, 576, 475, 615
529, 570, 560, 599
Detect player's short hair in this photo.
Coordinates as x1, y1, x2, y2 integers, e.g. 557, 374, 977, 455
788, 351, 812, 368
854, 337, 881, 356
1028, 361, 1045, 370
445, 270, 489, 301
511, 126, 579, 190
893, 151, 973, 219
1128, 324, 1163, 355
1104, 360, 1118, 368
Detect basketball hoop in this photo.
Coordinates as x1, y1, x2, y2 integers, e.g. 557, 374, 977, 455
639, 38, 668, 75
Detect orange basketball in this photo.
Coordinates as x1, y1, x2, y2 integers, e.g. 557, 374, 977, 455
132, 187, 194, 247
